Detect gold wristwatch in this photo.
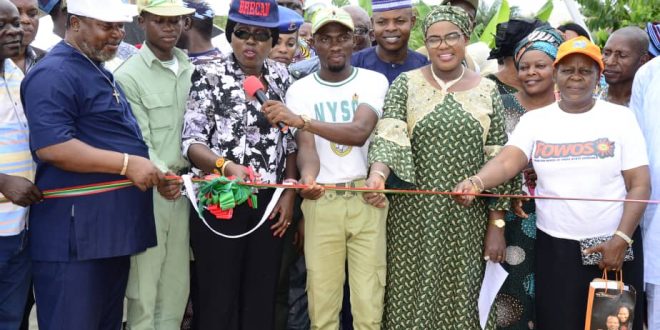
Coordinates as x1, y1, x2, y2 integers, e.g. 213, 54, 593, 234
213, 157, 226, 175
489, 219, 505, 228
300, 114, 311, 131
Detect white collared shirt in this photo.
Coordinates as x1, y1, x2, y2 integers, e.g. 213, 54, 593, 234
630, 56, 660, 285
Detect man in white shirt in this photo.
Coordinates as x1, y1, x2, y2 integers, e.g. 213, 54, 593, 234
263, 7, 389, 330
630, 56, 660, 330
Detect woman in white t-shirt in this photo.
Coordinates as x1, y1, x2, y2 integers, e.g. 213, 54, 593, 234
453, 37, 650, 330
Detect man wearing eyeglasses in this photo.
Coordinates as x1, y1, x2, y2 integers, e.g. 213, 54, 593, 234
350, 0, 428, 85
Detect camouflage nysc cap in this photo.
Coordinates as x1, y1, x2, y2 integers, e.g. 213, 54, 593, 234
311, 7, 354, 35
138, 0, 195, 16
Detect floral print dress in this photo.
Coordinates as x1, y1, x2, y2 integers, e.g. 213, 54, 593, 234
182, 53, 296, 183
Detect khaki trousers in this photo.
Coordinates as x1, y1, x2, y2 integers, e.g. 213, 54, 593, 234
125, 193, 190, 330
302, 182, 388, 330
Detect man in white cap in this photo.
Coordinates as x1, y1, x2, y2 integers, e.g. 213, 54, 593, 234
115, 0, 194, 329
20, 0, 180, 328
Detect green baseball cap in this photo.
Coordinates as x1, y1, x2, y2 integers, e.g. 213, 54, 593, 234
138, 0, 195, 16
311, 7, 354, 34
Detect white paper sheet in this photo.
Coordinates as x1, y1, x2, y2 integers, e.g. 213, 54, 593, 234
478, 261, 509, 329
182, 174, 200, 213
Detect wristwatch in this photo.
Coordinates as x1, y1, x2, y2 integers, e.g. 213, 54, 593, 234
489, 219, 506, 228
213, 157, 226, 175
300, 114, 311, 131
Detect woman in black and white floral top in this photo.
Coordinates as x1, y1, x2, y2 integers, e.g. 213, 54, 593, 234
181, 0, 297, 327
182, 44, 296, 184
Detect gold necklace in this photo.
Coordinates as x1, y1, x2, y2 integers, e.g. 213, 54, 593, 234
431, 65, 465, 92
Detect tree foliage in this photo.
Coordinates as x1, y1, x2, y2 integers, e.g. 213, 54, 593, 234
576, 0, 660, 47
407, 0, 532, 51
479, 0, 510, 48
214, 16, 228, 30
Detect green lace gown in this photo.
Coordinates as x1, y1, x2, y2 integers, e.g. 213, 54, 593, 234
369, 70, 517, 329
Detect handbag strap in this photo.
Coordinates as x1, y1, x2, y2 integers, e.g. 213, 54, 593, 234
601, 269, 625, 294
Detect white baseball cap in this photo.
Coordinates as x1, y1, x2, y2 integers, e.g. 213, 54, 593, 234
68, 0, 138, 23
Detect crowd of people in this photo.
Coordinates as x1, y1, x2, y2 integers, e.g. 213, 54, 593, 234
0, 0, 659, 329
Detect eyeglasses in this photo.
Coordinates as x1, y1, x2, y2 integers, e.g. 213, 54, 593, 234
425, 32, 464, 48
354, 27, 370, 36
233, 29, 272, 42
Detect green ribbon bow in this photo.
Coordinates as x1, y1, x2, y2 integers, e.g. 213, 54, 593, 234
196, 176, 258, 218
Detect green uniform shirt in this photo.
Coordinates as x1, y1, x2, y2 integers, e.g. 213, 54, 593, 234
115, 45, 193, 173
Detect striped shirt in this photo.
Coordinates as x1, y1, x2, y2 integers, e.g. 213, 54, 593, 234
0, 59, 34, 236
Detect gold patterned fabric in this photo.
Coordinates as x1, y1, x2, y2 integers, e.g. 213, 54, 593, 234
368, 69, 517, 329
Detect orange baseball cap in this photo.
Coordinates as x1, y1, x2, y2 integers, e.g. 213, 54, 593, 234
553, 36, 604, 72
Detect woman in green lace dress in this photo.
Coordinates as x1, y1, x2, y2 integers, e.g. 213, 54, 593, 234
492, 27, 563, 330
364, 6, 517, 329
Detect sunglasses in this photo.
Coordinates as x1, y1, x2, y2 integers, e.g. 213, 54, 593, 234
233, 29, 272, 42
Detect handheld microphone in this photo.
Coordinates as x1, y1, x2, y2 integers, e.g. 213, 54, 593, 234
243, 76, 291, 136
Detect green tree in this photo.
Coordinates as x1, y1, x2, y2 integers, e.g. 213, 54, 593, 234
576, 0, 660, 46
408, 0, 510, 51
214, 16, 228, 30
408, 1, 432, 51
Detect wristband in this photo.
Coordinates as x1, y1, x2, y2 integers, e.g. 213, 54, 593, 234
472, 175, 485, 191
221, 160, 234, 176
120, 153, 129, 176
614, 230, 633, 246
468, 176, 484, 193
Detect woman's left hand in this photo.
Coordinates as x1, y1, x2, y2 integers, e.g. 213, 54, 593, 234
511, 196, 529, 218
270, 188, 297, 238
583, 236, 628, 271
453, 179, 477, 207
363, 175, 387, 208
